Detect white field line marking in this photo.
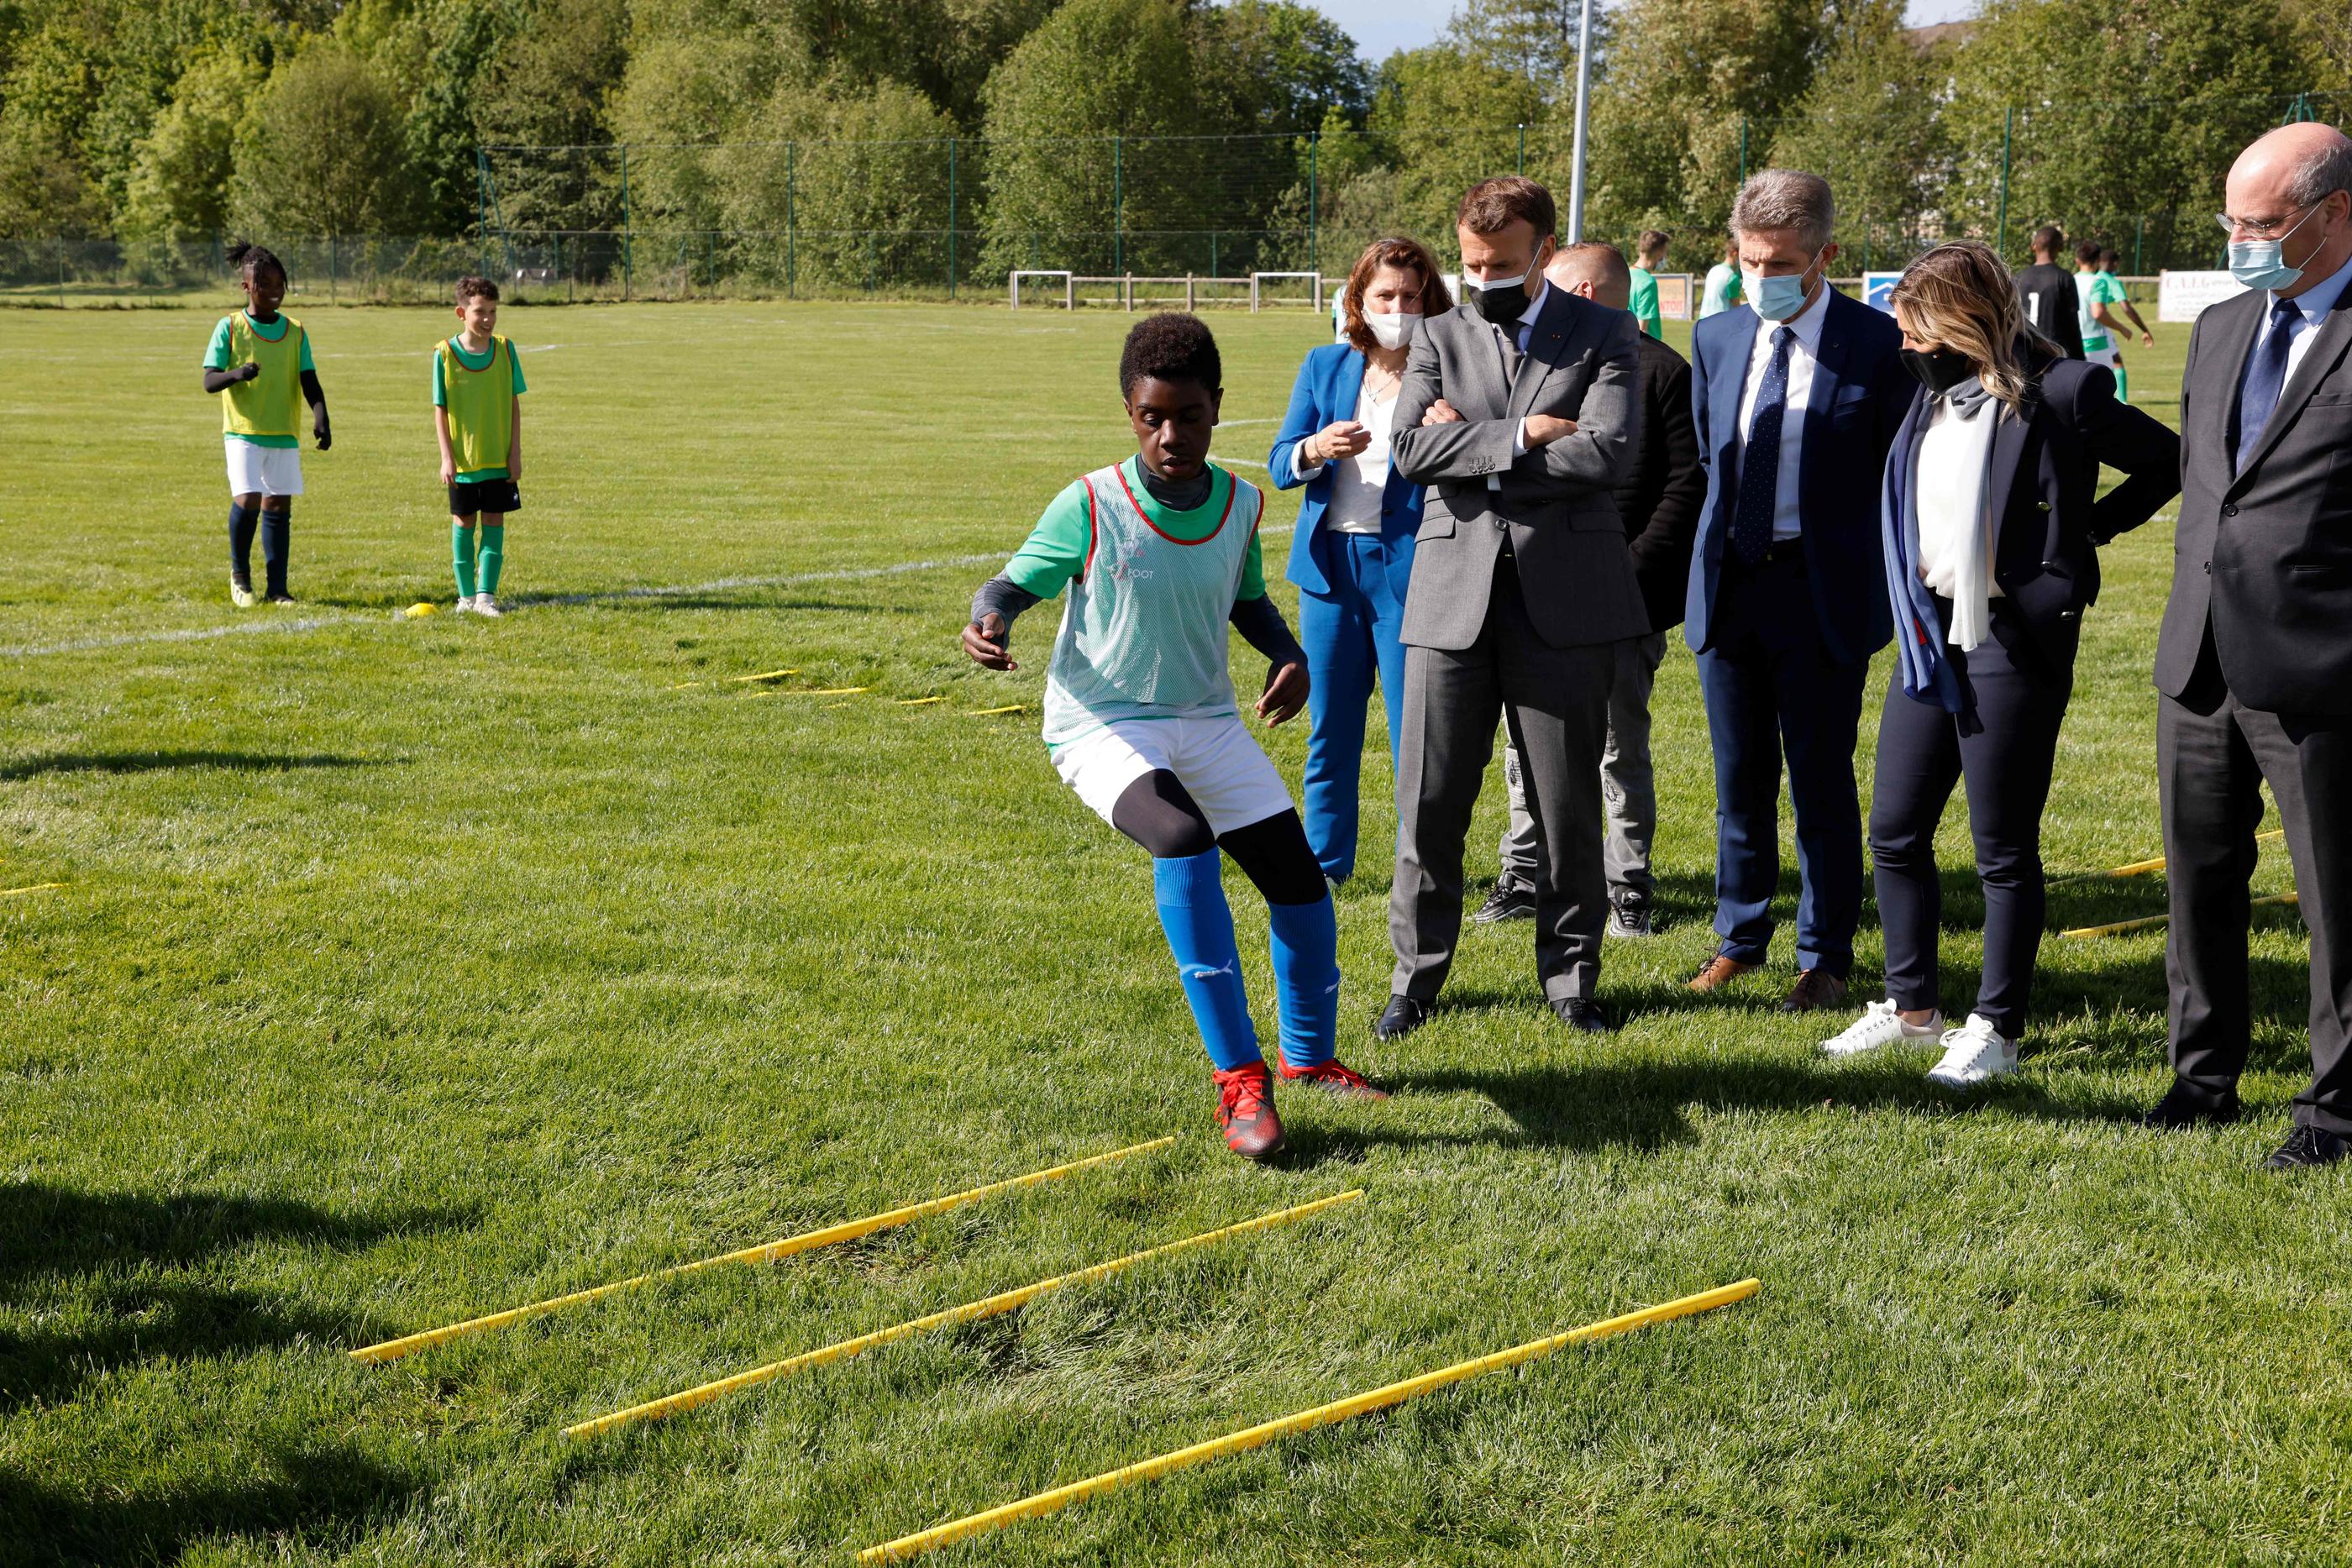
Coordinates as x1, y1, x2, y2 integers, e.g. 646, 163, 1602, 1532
3, 528, 1294, 659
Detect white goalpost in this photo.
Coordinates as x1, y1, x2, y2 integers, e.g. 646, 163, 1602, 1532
1009, 270, 1075, 309
1249, 271, 1321, 312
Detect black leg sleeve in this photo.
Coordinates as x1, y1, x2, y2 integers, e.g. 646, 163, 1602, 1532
1218, 810, 1326, 905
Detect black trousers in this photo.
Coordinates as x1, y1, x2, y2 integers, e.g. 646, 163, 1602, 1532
1869, 604, 2071, 1040
2160, 635, 2352, 1135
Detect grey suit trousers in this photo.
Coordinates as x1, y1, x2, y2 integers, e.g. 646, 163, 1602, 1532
1391, 554, 1621, 1003
2160, 644, 2352, 1135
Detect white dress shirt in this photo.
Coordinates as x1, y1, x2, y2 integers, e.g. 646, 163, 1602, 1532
1733, 282, 1830, 540
1292, 380, 1399, 533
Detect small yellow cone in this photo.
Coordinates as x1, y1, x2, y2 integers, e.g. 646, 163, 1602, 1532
402, 602, 439, 619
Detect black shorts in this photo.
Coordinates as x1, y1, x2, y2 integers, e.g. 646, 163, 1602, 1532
449, 477, 522, 517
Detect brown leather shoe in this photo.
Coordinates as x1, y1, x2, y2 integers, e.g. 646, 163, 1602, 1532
1779, 969, 1850, 1013
1687, 954, 1761, 993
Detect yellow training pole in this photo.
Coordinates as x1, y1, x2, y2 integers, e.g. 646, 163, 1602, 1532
858, 1277, 1761, 1565
0, 882, 66, 898
564, 1189, 1362, 1440
2050, 828, 2286, 885
726, 668, 801, 684
350, 1136, 1175, 1366
2061, 890, 2297, 941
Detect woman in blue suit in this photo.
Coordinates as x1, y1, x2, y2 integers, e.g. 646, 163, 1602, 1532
1268, 236, 1453, 883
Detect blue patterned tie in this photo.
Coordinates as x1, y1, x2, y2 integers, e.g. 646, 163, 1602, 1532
1732, 327, 1794, 564
2234, 299, 2300, 475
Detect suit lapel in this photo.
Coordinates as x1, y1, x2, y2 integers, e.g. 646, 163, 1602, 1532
1336, 344, 1367, 419
2237, 291, 2352, 482
1801, 291, 1853, 500
1506, 288, 1573, 422
2209, 291, 2261, 463
1711, 307, 1760, 461
1984, 388, 2034, 538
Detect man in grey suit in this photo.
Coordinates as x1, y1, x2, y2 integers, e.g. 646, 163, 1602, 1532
2145, 122, 2352, 1169
1373, 176, 1647, 1040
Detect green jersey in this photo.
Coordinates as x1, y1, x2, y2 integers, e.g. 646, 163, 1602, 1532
1627, 266, 1662, 338
1004, 457, 1268, 747
2078, 270, 2126, 349
1699, 262, 1742, 319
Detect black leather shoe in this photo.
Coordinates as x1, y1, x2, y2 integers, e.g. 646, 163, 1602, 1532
2265, 1125, 2349, 1170
1372, 995, 1430, 1041
2138, 1082, 2242, 1130
1551, 997, 1611, 1034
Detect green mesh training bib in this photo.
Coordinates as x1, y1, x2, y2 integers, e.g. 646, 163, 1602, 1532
1042, 463, 1263, 747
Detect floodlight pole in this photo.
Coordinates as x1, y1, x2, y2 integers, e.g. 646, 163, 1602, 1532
1567, 0, 1596, 243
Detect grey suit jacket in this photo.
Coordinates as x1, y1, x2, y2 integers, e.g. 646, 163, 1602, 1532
2159, 281, 2352, 712
1389, 289, 1648, 651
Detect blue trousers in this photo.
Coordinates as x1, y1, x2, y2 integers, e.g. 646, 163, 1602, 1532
1298, 531, 1410, 881
1695, 552, 1867, 977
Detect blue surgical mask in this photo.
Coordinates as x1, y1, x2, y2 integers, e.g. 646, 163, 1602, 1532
2228, 202, 2323, 293
1743, 253, 1822, 322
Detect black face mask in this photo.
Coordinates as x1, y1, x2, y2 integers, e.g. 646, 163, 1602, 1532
1468, 273, 1532, 326
1900, 345, 1976, 396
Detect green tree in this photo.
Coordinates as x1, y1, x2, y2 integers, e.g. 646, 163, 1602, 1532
471, 0, 629, 231
1205, 2, 1373, 133
977, 0, 1215, 275
230, 41, 421, 238
1357, 43, 1546, 255
0, 24, 105, 236
1943, 0, 2303, 266
122, 50, 266, 240
1770, 0, 1953, 256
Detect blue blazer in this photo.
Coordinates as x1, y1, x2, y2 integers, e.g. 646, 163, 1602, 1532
1268, 342, 1426, 596
1685, 287, 1908, 666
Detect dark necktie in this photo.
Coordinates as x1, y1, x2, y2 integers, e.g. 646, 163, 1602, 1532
1498, 322, 1523, 385
1731, 326, 1795, 565
2234, 298, 2301, 475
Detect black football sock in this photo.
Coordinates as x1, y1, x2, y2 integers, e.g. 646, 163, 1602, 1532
228, 503, 259, 585
260, 507, 291, 597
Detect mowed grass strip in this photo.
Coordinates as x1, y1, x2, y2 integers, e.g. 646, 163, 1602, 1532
0, 301, 2344, 1564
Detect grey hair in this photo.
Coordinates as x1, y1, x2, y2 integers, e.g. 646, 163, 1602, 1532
2286, 137, 2352, 209
1730, 169, 1835, 251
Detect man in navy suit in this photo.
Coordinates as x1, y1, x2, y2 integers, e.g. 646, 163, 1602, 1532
1684, 170, 1910, 1012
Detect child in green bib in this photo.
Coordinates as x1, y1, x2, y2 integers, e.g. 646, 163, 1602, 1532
433, 275, 528, 616
199, 242, 331, 607
963, 314, 1383, 1162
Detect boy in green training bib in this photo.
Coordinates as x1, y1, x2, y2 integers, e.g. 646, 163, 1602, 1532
434, 275, 528, 616
963, 314, 1383, 1163
200, 242, 332, 607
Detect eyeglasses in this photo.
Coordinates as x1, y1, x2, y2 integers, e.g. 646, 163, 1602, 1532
2214, 203, 2309, 239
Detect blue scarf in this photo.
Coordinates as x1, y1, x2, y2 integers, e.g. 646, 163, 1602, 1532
1879, 379, 1996, 737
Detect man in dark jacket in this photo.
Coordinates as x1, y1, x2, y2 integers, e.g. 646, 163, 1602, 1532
2015, 224, 2086, 359
1478, 241, 1706, 937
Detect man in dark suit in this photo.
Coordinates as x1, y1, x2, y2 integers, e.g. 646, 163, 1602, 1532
2146, 123, 2352, 1169
2016, 224, 2086, 359
1374, 176, 1646, 1040
1481, 241, 1704, 939
1683, 169, 1909, 1013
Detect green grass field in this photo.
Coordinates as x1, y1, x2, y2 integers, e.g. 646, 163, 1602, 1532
3, 299, 2345, 1565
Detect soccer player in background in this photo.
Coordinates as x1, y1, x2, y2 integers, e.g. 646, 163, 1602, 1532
434, 276, 528, 616
2076, 239, 2150, 401
201, 243, 329, 607
1698, 237, 1743, 318
1627, 228, 1669, 338
962, 313, 1383, 1162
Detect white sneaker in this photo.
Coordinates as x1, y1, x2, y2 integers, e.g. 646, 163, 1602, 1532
454, 595, 479, 614
1925, 1014, 2019, 1088
230, 578, 256, 609
474, 594, 503, 617
1821, 998, 1943, 1057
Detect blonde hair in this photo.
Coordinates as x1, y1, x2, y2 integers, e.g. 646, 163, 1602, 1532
1887, 241, 2036, 414
1341, 237, 1453, 354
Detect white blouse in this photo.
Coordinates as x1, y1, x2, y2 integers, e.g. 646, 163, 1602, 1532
1914, 395, 2004, 647
1294, 381, 1399, 535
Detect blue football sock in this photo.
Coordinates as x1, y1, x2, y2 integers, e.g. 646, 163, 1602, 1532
1152, 850, 1261, 1072
227, 503, 258, 583
1267, 894, 1340, 1069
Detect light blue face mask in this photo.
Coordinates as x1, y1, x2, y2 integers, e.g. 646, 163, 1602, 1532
1743, 253, 1822, 322
2228, 202, 2323, 293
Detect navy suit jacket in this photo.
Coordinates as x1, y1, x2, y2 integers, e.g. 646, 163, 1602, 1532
1685, 287, 1908, 665
1268, 340, 1426, 595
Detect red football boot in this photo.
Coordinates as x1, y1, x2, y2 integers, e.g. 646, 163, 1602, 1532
1213, 1062, 1287, 1161
1276, 1055, 1389, 1100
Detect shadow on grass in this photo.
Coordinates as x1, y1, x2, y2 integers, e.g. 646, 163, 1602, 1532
1287, 1051, 2136, 1166
0, 751, 386, 782
0, 1184, 470, 1412
0, 1441, 418, 1565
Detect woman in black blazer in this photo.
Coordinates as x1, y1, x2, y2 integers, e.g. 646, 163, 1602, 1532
1820, 240, 2181, 1084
